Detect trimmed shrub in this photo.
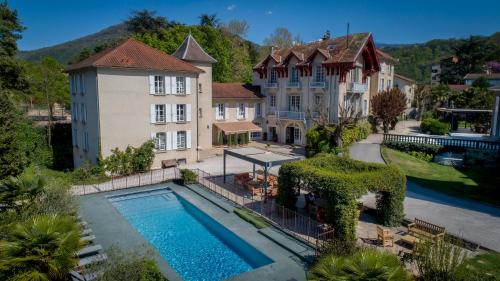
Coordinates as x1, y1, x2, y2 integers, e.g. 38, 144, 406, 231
341, 122, 371, 148
421, 118, 450, 135
408, 151, 433, 161
102, 141, 155, 176
306, 123, 371, 157
383, 140, 443, 155
278, 155, 406, 243
179, 169, 197, 185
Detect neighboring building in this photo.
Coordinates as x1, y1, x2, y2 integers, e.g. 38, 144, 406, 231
212, 83, 263, 145
393, 73, 416, 108
431, 55, 459, 85
369, 49, 398, 98
66, 36, 215, 168
464, 73, 500, 86
252, 33, 380, 145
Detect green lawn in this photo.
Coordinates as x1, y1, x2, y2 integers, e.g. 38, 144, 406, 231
459, 252, 500, 279
381, 147, 500, 206
233, 207, 269, 229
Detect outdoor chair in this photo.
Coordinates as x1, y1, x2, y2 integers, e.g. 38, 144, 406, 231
234, 173, 252, 186
377, 226, 394, 247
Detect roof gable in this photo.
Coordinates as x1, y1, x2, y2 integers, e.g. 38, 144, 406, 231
213, 83, 262, 99
65, 38, 203, 73
172, 34, 217, 64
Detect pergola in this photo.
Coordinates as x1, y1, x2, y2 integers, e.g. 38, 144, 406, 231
436, 107, 493, 131
223, 147, 301, 197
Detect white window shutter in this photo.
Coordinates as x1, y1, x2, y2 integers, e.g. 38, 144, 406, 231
187, 130, 192, 149
215, 104, 220, 120
166, 131, 172, 150
165, 76, 171, 94
244, 103, 248, 118
186, 104, 192, 122
172, 104, 177, 122
150, 104, 156, 123
149, 75, 155, 95
185, 77, 191, 95
236, 103, 240, 117
225, 103, 229, 120
81, 74, 85, 95
151, 132, 156, 140
172, 131, 178, 150
165, 104, 172, 122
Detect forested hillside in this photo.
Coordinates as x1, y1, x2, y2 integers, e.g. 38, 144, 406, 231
381, 32, 500, 83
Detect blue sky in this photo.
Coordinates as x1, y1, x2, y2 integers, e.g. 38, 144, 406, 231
10, 0, 500, 51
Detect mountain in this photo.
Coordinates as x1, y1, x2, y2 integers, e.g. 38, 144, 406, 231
18, 23, 131, 64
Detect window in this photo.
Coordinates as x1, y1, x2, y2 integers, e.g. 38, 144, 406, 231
154, 75, 164, 94
72, 102, 78, 121
381, 63, 386, 74
83, 132, 89, 152
177, 131, 186, 149
176, 104, 186, 122
216, 103, 225, 120
269, 68, 277, 83
70, 75, 76, 95
288, 95, 300, 111
350, 68, 360, 83
293, 127, 301, 142
387, 79, 392, 89
255, 103, 262, 117
315, 66, 325, 82
290, 67, 299, 82
251, 132, 261, 140
315, 95, 322, 106
176, 77, 185, 94
155, 132, 167, 150
155, 104, 166, 123
198, 83, 203, 93
379, 78, 385, 91
78, 73, 84, 95
269, 95, 276, 108
237, 103, 245, 119
73, 128, 78, 147
80, 103, 87, 124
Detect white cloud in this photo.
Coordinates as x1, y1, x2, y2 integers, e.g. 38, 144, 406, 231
265, 10, 273, 15
227, 4, 236, 11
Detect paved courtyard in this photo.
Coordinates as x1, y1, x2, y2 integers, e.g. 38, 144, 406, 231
350, 134, 500, 252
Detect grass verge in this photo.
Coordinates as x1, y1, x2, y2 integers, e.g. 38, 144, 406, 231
234, 207, 269, 229
459, 252, 500, 279
381, 147, 500, 206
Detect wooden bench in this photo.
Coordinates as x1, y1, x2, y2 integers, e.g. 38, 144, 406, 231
161, 159, 177, 168
407, 218, 445, 242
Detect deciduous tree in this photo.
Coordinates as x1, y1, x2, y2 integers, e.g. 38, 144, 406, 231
263, 27, 295, 48
371, 88, 407, 133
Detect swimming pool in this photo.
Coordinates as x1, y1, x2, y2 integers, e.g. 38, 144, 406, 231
108, 188, 273, 281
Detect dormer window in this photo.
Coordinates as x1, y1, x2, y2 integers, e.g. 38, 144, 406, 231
269, 68, 277, 83
315, 66, 325, 82
290, 67, 299, 82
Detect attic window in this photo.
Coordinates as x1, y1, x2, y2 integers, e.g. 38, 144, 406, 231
327, 44, 336, 50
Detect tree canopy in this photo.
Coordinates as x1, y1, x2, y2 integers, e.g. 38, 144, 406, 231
370, 88, 407, 133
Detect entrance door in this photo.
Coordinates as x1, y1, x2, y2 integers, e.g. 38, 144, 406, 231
285, 127, 294, 144
293, 127, 301, 145
268, 127, 277, 142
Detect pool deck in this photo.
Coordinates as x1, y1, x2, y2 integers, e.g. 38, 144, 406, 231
79, 182, 311, 281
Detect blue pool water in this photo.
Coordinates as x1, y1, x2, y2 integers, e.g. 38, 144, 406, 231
108, 189, 273, 281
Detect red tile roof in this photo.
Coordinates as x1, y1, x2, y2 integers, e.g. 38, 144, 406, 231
213, 83, 262, 99
65, 38, 203, 73
376, 49, 399, 64
254, 33, 378, 69
172, 34, 217, 63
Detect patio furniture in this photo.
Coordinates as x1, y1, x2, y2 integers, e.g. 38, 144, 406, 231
245, 181, 263, 196
77, 245, 102, 258
401, 234, 420, 247
377, 226, 394, 247
78, 253, 108, 267
407, 218, 445, 242
234, 172, 252, 186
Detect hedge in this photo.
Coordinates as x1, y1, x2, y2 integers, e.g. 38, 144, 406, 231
383, 140, 443, 155
306, 122, 371, 157
421, 118, 450, 135
277, 154, 406, 243
342, 122, 371, 147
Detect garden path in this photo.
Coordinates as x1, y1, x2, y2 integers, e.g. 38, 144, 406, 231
350, 133, 500, 252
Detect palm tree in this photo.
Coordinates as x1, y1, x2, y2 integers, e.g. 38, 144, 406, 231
309, 249, 413, 281
0, 175, 45, 212
0, 214, 83, 281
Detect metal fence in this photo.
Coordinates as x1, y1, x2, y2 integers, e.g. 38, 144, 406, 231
72, 167, 333, 248
190, 168, 333, 247
71, 168, 179, 195
383, 133, 500, 151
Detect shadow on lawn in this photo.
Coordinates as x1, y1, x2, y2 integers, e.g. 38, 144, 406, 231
405, 179, 500, 218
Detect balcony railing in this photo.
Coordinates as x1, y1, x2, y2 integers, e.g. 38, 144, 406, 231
264, 82, 278, 88
287, 81, 301, 88
310, 81, 328, 89
347, 82, 368, 93
311, 111, 320, 118
277, 111, 305, 121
